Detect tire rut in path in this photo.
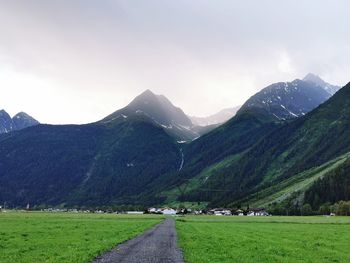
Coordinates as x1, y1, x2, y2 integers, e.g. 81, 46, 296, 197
92, 218, 184, 263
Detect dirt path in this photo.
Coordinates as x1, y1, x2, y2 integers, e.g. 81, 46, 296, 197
92, 218, 184, 263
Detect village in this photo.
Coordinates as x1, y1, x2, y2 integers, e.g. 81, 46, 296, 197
146, 207, 269, 216
6, 207, 269, 216
1, 201, 270, 216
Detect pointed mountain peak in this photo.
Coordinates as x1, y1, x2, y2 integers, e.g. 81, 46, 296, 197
0, 109, 11, 118
138, 89, 157, 98
13, 112, 39, 122
0, 109, 13, 133
129, 89, 160, 108
13, 111, 30, 118
303, 73, 341, 95
127, 89, 192, 127
143, 89, 155, 95
303, 73, 326, 86
103, 89, 195, 140
12, 112, 39, 130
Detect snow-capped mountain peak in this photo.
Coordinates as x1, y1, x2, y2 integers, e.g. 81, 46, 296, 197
238, 79, 332, 120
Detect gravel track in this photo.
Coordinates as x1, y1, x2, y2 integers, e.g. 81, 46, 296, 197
92, 218, 184, 263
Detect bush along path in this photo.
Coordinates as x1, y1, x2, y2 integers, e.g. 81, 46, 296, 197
92, 218, 184, 263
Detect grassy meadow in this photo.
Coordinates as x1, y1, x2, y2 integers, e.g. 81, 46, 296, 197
0, 211, 162, 263
2, 212, 350, 263
176, 216, 350, 263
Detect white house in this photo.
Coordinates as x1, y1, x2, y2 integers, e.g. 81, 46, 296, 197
162, 208, 176, 215
236, 209, 244, 216
148, 208, 163, 214
247, 208, 268, 216
148, 208, 157, 213
211, 208, 232, 216
127, 211, 144, 215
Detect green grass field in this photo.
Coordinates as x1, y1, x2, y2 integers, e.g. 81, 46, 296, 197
176, 216, 350, 263
2, 212, 350, 263
0, 212, 162, 263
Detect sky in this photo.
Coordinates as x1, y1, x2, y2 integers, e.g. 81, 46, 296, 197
0, 0, 350, 124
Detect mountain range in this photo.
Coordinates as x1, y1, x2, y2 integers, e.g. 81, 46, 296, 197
0, 73, 348, 214
0, 110, 39, 134
155, 75, 349, 212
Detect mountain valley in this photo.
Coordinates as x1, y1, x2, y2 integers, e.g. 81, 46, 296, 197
1, 74, 349, 214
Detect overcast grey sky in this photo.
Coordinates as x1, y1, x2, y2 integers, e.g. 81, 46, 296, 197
0, 0, 349, 124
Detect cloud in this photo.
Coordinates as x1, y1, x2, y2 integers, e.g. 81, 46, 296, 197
0, 0, 349, 123
278, 51, 295, 75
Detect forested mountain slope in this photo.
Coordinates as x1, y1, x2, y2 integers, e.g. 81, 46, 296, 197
178, 82, 350, 208
0, 113, 181, 207
167, 78, 332, 193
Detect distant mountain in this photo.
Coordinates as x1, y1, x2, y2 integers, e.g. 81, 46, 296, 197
222, 81, 350, 208
0, 77, 345, 210
0, 114, 181, 207
103, 90, 202, 141
0, 90, 200, 207
0, 90, 221, 208
157, 77, 340, 206
303, 73, 341, 95
0, 110, 39, 134
119, 89, 193, 127
0, 110, 13, 133
213, 78, 334, 155
12, 112, 40, 130
190, 106, 240, 126
168, 81, 350, 212
238, 79, 331, 120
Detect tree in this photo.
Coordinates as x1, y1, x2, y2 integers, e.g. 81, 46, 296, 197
301, 204, 312, 216
337, 201, 350, 216
319, 203, 331, 215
